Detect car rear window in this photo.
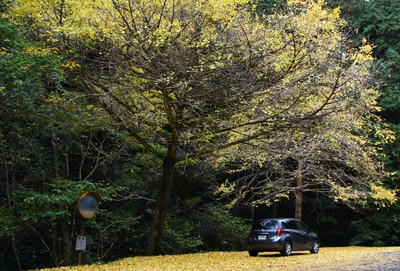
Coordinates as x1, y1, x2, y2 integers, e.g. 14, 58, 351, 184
253, 220, 279, 230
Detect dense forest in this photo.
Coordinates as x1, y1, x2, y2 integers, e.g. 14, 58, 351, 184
1, 0, 400, 270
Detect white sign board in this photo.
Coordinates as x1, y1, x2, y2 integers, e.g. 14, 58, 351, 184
76, 236, 87, 251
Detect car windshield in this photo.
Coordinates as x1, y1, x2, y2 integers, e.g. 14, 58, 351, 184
253, 220, 279, 230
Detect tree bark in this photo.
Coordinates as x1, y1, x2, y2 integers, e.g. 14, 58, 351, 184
146, 157, 175, 255
295, 161, 304, 221
273, 200, 278, 218
295, 182, 303, 220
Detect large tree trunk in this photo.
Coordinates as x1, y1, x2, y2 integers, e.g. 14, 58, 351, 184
295, 161, 304, 221
146, 157, 175, 255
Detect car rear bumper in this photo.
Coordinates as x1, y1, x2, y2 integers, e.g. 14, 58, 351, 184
247, 238, 285, 252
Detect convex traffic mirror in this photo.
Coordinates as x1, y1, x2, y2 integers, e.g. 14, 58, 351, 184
77, 191, 101, 219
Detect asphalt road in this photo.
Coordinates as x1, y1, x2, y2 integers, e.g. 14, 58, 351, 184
324, 250, 400, 271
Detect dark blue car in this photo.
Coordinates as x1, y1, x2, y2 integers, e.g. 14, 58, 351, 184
247, 218, 319, 256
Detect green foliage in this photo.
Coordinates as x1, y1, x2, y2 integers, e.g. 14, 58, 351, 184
2, 0, 400, 269
196, 205, 249, 251
0, 18, 67, 270
357, 0, 400, 55
0, 206, 18, 236
163, 218, 204, 254
14, 179, 117, 222
323, 0, 400, 246
0, 27, 64, 112
325, 0, 400, 114
0, 16, 147, 269
350, 204, 400, 246
250, 0, 287, 16
162, 204, 249, 254
7, 179, 123, 267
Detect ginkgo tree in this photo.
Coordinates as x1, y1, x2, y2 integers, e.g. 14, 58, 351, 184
8, 0, 395, 255
218, 107, 396, 220
216, 2, 397, 219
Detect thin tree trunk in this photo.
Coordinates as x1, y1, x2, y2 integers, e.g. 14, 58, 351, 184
273, 200, 278, 218
295, 182, 303, 220
146, 157, 175, 255
295, 161, 304, 221
62, 222, 71, 265
0, 127, 22, 271
51, 131, 59, 179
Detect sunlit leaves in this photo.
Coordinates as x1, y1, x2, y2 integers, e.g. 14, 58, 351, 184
9, 0, 374, 162
7, 0, 395, 246
370, 183, 397, 207
213, 0, 396, 207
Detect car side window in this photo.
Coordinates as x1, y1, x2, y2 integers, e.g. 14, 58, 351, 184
296, 221, 309, 232
287, 221, 298, 230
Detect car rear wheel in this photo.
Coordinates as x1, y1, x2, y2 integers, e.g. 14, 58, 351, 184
280, 241, 292, 256
248, 250, 258, 257
310, 240, 319, 254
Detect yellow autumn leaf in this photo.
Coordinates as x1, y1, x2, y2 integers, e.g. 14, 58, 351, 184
36, 247, 400, 271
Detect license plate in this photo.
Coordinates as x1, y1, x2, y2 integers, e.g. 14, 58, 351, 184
258, 235, 267, 240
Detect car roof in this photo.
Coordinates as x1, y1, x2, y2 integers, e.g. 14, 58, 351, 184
256, 218, 300, 221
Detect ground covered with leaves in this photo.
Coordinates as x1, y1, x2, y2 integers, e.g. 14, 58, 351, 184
37, 247, 400, 271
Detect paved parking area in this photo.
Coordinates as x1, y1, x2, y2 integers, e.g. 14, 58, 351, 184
321, 250, 400, 271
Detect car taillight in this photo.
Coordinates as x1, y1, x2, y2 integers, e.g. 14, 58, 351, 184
248, 227, 253, 237
277, 226, 284, 236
